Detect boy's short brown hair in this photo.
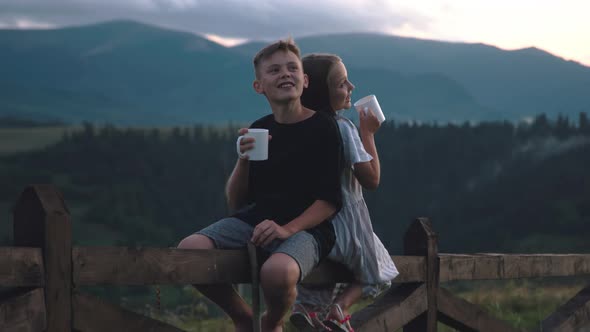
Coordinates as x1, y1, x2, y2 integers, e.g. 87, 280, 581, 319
253, 37, 302, 78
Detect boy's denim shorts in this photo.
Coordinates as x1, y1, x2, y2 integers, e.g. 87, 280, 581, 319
196, 217, 320, 282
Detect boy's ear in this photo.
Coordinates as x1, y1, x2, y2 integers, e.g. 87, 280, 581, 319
253, 79, 264, 94
303, 73, 309, 89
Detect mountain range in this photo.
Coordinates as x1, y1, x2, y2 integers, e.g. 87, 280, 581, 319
1, 20, 589, 125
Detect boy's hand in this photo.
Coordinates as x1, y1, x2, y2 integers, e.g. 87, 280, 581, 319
237, 128, 255, 159
237, 128, 272, 160
359, 107, 381, 135
251, 219, 293, 247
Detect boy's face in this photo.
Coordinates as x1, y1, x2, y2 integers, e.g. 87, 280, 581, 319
253, 50, 308, 104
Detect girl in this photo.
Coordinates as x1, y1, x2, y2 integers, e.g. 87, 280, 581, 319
290, 54, 399, 332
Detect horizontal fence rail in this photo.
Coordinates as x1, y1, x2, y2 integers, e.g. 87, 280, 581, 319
0, 247, 44, 287
439, 253, 590, 282
5, 246, 589, 287
72, 247, 426, 285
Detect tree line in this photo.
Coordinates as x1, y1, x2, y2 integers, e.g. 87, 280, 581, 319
1, 113, 589, 254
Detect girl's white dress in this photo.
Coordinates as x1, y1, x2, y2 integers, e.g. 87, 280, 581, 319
296, 113, 398, 306
328, 114, 398, 286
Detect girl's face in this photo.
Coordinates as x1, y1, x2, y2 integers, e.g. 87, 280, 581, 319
327, 61, 355, 111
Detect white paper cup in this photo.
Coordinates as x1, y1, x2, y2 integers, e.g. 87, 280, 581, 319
236, 128, 268, 161
354, 95, 386, 123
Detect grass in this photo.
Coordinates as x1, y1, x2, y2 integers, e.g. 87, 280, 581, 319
439, 278, 588, 331
0, 126, 72, 155
113, 278, 589, 332
0, 124, 236, 156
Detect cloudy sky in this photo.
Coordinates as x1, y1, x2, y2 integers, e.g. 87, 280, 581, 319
1, 0, 589, 66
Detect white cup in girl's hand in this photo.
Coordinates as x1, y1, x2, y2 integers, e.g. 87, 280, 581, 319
236, 128, 269, 161
354, 95, 386, 123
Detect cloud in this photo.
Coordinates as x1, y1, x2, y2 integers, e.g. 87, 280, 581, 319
0, 17, 56, 29
515, 136, 590, 162
0, 0, 427, 41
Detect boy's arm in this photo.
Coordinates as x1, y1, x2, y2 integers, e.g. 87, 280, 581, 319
251, 199, 336, 246
226, 127, 256, 212
283, 199, 336, 233
225, 157, 249, 212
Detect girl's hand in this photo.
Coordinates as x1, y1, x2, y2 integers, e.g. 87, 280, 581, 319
250, 219, 294, 247
359, 107, 381, 135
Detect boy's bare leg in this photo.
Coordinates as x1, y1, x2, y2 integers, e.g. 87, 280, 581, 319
260, 253, 300, 332
178, 234, 253, 332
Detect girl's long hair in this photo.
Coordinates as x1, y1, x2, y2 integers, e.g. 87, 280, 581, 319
301, 53, 342, 115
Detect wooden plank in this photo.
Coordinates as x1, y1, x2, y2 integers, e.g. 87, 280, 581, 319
303, 255, 424, 284
425, 221, 439, 332
440, 253, 590, 281
536, 284, 590, 332
437, 287, 523, 332
0, 288, 46, 332
74, 247, 426, 285
0, 247, 44, 287
73, 292, 184, 332
247, 242, 261, 332
351, 283, 427, 332
391, 255, 426, 283
13, 185, 72, 332
44, 205, 72, 332
403, 217, 438, 332
72, 246, 590, 288
73, 247, 251, 285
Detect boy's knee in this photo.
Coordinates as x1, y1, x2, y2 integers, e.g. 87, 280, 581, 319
260, 253, 300, 289
177, 234, 215, 250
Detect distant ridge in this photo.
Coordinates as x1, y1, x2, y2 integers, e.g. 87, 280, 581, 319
0, 20, 588, 125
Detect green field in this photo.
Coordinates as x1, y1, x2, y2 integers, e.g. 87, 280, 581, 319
0, 124, 237, 156
0, 126, 72, 155
440, 278, 588, 331
113, 278, 588, 331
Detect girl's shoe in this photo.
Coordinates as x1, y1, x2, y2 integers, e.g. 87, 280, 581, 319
323, 303, 354, 332
290, 303, 330, 331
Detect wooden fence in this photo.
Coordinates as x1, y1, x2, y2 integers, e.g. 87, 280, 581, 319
1, 184, 589, 331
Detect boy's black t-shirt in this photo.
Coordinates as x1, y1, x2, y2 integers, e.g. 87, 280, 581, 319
232, 111, 343, 259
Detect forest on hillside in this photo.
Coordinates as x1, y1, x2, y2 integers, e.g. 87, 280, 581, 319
1, 113, 589, 254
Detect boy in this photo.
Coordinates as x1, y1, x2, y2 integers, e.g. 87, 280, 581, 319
178, 38, 342, 332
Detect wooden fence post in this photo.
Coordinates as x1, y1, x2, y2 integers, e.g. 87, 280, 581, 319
403, 217, 439, 332
13, 185, 72, 332
247, 242, 261, 332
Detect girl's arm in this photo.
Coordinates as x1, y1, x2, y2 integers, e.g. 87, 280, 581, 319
353, 109, 381, 190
